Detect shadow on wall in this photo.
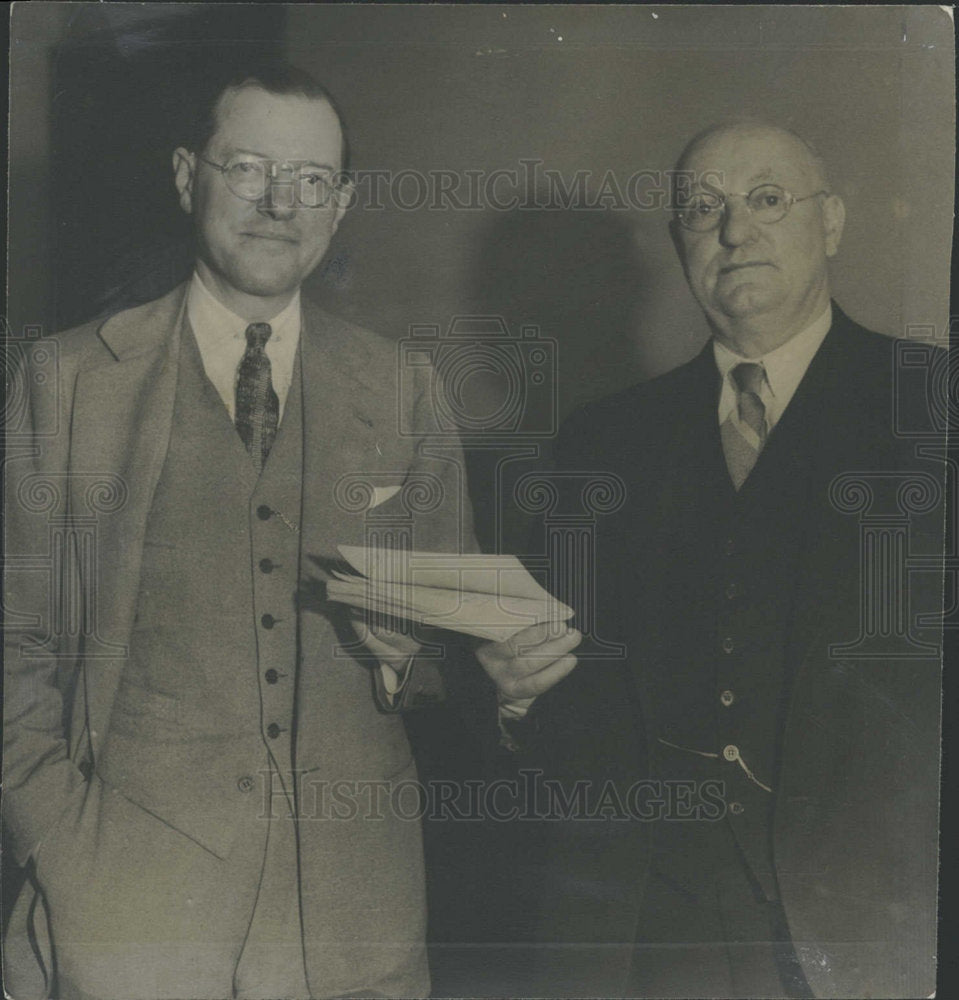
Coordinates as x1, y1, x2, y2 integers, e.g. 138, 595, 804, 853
459, 203, 651, 555
472, 203, 651, 418
48, 5, 288, 329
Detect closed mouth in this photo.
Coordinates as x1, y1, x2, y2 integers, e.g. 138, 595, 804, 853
242, 232, 299, 244
719, 261, 771, 275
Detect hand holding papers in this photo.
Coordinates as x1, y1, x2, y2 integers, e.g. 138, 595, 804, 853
326, 545, 575, 641
475, 620, 582, 732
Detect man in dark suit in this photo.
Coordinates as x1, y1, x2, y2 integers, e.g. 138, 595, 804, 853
479, 122, 943, 998
2, 62, 570, 1000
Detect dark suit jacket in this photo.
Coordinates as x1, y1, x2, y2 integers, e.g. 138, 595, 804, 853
523, 306, 943, 998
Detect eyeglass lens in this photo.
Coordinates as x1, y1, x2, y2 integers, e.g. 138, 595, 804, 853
222, 161, 336, 207
679, 184, 792, 230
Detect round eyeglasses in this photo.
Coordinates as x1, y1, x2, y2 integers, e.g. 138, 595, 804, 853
674, 183, 828, 232
197, 154, 342, 209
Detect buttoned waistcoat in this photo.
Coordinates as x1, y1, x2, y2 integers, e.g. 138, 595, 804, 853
3, 283, 477, 998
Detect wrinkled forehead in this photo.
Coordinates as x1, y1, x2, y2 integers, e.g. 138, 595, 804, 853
680, 127, 824, 194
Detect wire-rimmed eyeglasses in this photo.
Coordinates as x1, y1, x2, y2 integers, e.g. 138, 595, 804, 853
674, 183, 828, 232
197, 154, 344, 209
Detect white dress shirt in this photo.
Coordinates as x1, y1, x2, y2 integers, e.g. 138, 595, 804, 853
713, 304, 833, 436
186, 271, 301, 423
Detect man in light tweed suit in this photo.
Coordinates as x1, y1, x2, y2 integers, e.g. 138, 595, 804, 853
2, 61, 566, 1000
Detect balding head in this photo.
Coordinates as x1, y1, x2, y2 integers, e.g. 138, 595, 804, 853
675, 121, 830, 193
669, 121, 845, 356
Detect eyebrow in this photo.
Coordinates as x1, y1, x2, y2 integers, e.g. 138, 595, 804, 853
225, 146, 336, 170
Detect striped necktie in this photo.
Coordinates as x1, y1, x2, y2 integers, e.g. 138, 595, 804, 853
235, 322, 279, 473
721, 361, 767, 490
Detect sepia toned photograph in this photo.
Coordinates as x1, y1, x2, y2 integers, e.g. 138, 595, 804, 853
3, 4, 954, 999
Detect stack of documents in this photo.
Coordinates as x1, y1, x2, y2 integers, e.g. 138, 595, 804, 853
326, 545, 574, 641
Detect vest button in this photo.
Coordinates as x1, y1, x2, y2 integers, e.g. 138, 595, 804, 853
720, 689, 735, 707
724, 581, 739, 600
267, 723, 281, 740
265, 669, 279, 684
259, 558, 274, 574
237, 775, 255, 793
256, 504, 273, 521
722, 744, 739, 761
729, 801, 744, 815
261, 614, 276, 629
723, 538, 736, 556
721, 636, 735, 654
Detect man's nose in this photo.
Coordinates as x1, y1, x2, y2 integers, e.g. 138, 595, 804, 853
257, 174, 298, 220
718, 197, 757, 248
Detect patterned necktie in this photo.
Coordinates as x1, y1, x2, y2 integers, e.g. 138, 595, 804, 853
235, 322, 279, 473
721, 361, 768, 490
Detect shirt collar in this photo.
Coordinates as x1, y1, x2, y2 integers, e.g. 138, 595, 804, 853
186, 270, 302, 345
713, 304, 832, 424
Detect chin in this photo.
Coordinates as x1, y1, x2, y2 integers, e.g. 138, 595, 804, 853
233, 269, 304, 299
714, 285, 781, 319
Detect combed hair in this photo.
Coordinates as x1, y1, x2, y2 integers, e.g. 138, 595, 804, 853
184, 59, 351, 172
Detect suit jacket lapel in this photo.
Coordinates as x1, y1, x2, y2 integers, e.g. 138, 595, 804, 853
298, 301, 412, 567
625, 344, 729, 705
69, 285, 186, 750
774, 315, 875, 673
652, 343, 730, 536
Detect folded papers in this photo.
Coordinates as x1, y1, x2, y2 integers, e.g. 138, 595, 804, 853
325, 545, 574, 641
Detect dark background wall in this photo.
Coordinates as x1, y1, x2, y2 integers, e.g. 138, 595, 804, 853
285, 4, 955, 403
9, 5, 288, 333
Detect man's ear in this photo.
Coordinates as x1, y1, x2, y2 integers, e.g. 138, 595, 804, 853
172, 148, 196, 214
822, 193, 845, 258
